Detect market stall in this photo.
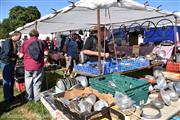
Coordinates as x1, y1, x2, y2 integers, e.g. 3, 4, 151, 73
10, 0, 179, 119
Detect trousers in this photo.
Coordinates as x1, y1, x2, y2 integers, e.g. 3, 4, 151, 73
1, 61, 16, 102
25, 68, 44, 101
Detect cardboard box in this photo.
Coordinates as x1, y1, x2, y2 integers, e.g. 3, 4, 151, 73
54, 87, 115, 120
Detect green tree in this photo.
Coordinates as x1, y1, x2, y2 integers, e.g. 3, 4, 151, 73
0, 6, 41, 39
0, 19, 12, 38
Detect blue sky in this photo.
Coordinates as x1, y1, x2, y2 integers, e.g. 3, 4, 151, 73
0, 0, 180, 22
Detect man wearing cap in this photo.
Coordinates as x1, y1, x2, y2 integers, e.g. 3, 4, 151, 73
18, 29, 48, 102
82, 26, 110, 62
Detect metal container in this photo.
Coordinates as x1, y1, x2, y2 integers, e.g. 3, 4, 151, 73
176, 53, 180, 62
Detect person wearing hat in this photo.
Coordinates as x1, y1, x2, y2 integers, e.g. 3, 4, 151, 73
82, 26, 110, 62
0, 31, 21, 103
18, 29, 48, 102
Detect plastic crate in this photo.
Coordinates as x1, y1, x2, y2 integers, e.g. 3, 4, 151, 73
74, 64, 100, 75
166, 61, 180, 72
89, 74, 149, 105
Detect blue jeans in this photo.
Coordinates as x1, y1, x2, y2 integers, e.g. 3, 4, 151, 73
1, 62, 16, 102
25, 68, 44, 101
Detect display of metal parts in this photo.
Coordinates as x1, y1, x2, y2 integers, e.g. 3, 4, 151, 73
94, 100, 108, 111
153, 70, 163, 78
156, 50, 166, 59
75, 76, 88, 87
155, 76, 167, 89
85, 94, 96, 105
151, 98, 164, 109
160, 89, 171, 106
78, 101, 92, 113
56, 78, 79, 91
174, 82, 180, 95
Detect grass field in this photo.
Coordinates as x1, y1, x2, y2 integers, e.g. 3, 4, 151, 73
0, 69, 64, 120
0, 68, 153, 120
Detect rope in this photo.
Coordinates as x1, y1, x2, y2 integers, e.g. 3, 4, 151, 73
102, 9, 108, 75
108, 8, 118, 64
103, 9, 107, 62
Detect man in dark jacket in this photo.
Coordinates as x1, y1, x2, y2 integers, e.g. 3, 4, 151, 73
0, 31, 21, 103
82, 26, 109, 62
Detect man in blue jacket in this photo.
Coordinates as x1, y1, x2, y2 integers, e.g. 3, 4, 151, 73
0, 31, 21, 103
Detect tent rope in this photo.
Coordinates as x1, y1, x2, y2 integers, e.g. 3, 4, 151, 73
102, 9, 108, 74
108, 8, 118, 64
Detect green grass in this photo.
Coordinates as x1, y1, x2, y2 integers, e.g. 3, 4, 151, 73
0, 69, 64, 120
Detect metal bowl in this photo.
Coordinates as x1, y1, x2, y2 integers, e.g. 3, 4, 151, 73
56, 79, 66, 91
167, 90, 179, 102
75, 76, 88, 87
151, 98, 164, 109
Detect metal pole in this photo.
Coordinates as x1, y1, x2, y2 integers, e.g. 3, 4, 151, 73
97, 9, 102, 74
174, 16, 178, 55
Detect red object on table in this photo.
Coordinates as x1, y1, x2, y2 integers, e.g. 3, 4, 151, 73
166, 61, 180, 72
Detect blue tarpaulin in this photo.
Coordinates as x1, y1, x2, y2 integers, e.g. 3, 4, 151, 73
144, 26, 180, 43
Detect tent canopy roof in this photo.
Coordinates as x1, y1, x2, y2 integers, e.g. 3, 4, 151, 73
10, 1, 180, 34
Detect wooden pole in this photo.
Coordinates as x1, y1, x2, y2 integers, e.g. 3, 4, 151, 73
174, 16, 178, 55
35, 21, 38, 30
97, 9, 102, 74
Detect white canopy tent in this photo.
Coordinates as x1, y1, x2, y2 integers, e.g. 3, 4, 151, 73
10, 0, 180, 34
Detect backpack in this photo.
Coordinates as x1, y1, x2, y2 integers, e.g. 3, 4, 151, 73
28, 40, 44, 61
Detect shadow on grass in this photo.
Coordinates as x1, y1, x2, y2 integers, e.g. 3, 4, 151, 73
0, 91, 27, 117
41, 70, 64, 91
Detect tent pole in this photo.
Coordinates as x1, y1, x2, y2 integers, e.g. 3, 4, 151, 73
35, 21, 38, 30
174, 16, 178, 55
97, 9, 102, 74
